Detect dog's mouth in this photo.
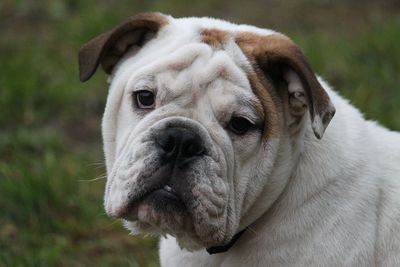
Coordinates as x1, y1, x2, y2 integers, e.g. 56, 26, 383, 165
121, 181, 190, 223
118, 180, 200, 242
145, 184, 188, 214
158, 185, 179, 200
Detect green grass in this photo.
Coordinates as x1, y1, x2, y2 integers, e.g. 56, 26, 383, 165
0, 128, 158, 266
1, 1, 399, 266
293, 18, 400, 131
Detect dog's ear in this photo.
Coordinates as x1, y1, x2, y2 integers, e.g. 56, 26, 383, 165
78, 12, 168, 82
237, 34, 335, 139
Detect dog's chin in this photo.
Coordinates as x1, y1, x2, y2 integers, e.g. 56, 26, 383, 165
122, 193, 203, 251
121, 187, 226, 250
136, 188, 192, 232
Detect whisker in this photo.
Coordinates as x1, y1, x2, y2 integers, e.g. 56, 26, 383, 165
87, 162, 105, 166
246, 226, 258, 236
105, 218, 122, 228
86, 162, 106, 171
78, 174, 107, 182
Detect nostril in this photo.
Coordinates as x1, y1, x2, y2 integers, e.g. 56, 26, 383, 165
182, 139, 204, 158
160, 135, 176, 154
156, 127, 204, 161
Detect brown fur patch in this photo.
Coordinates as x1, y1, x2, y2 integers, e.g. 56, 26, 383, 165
235, 32, 335, 139
235, 32, 299, 58
79, 12, 169, 82
201, 29, 229, 48
234, 33, 285, 140
243, 61, 282, 140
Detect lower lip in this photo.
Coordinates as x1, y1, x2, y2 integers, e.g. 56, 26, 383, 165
146, 188, 187, 214
151, 188, 180, 202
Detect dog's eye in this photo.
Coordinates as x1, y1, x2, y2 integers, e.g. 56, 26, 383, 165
228, 116, 253, 135
135, 90, 155, 109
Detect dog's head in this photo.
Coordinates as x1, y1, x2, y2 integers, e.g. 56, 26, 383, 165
79, 13, 335, 250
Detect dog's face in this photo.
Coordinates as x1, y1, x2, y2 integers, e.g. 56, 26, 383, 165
79, 13, 335, 249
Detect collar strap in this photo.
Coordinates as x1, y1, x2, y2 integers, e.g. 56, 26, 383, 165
206, 228, 247, 255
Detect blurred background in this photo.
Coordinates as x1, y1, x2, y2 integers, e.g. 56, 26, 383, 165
0, 0, 399, 266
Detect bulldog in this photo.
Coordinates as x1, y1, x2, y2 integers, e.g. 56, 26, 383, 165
79, 12, 400, 266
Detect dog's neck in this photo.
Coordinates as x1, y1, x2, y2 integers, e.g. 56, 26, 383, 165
206, 227, 247, 254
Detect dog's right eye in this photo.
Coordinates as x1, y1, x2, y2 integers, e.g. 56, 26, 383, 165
228, 116, 254, 135
135, 90, 155, 109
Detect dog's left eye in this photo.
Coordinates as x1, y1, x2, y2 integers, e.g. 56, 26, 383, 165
228, 116, 254, 135
135, 90, 155, 109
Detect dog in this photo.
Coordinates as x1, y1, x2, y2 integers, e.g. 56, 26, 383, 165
79, 12, 400, 266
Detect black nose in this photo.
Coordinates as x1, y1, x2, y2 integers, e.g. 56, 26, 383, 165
156, 127, 205, 162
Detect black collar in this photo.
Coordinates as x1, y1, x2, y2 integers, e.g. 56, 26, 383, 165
206, 228, 247, 255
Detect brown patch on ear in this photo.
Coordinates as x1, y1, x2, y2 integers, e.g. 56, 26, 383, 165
236, 32, 335, 139
246, 66, 282, 140
78, 12, 168, 82
201, 29, 229, 48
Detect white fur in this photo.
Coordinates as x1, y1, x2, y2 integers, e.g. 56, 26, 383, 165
160, 80, 400, 266
101, 15, 400, 266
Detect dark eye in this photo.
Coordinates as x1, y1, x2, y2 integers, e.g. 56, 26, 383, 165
135, 90, 155, 109
228, 117, 253, 135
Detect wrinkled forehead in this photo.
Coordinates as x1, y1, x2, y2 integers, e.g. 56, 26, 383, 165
130, 44, 241, 85
123, 31, 262, 111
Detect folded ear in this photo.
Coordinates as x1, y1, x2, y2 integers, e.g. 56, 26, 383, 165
78, 12, 168, 82
237, 34, 335, 139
